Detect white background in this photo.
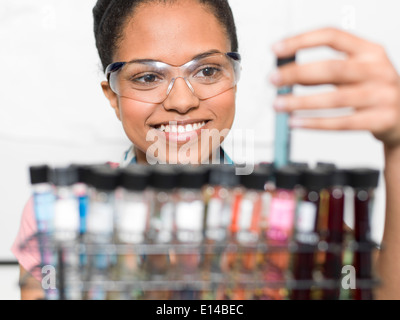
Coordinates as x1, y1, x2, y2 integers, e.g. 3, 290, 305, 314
1, 0, 399, 299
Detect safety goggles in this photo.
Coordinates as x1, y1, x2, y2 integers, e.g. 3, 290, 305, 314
105, 52, 241, 104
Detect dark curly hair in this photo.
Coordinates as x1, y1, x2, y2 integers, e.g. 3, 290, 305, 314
93, 0, 239, 72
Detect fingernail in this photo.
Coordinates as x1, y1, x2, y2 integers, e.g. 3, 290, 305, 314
272, 41, 286, 54
289, 118, 304, 128
269, 71, 282, 85
273, 97, 287, 111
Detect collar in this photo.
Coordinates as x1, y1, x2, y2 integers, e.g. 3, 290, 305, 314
119, 145, 234, 167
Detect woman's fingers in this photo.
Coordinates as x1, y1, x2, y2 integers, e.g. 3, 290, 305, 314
273, 84, 379, 112
270, 59, 376, 87
270, 27, 400, 147
272, 27, 378, 58
270, 57, 398, 88
289, 106, 399, 135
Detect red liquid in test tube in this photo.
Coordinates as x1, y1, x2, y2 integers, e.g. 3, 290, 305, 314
321, 168, 348, 300
291, 168, 331, 300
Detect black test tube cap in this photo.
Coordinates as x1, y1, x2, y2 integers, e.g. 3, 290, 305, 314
329, 168, 349, 187
208, 164, 240, 188
240, 165, 273, 191
50, 166, 79, 187
288, 161, 310, 172
301, 167, 333, 192
87, 164, 120, 191
316, 162, 337, 171
69, 164, 95, 185
149, 164, 179, 190
277, 55, 296, 67
29, 165, 51, 185
315, 163, 348, 187
274, 166, 302, 190
120, 164, 151, 192
347, 168, 380, 189
177, 165, 209, 189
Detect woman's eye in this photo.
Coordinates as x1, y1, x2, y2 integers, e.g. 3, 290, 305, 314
136, 74, 158, 83
129, 73, 162, 84
197, 67, 220, 78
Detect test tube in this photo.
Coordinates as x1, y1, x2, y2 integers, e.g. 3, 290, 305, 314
84, 165, 120, 300
227, 167, 273, 300
204, 165, 240, 245
273, 56, 296, 169
203, 164, 240, 300
347, 168, 380, 300
291, 167, 331, 300
237, 166, 272, 267
264, 166, 301, 300
28, 165, 57, 300
315, 162, 338, 242
322, 168, 348, 300
51, 166, 80, 243
256, 163, 275, 237
114, 164, 151, 300
70, 164, 93, 272
50, 166, 81, 300
174, 165, 208, 300
288, 162, 310, 171
70, 165, 93, 237
146, 164, 179, 299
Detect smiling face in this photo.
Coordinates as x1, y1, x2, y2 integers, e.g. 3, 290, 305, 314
101, 0, 237, 164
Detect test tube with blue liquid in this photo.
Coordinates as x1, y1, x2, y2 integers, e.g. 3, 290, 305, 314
51, 166, 81, 300
84, 165, 120, 300
70, 164, 92, 271
29, 165, 57, 300
273, 55, 296, 170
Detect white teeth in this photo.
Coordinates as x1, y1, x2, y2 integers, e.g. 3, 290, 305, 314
155, 121, 207, 133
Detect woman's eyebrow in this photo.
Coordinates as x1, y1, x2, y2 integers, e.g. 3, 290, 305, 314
190, 49, 222, 60
125, 49, 223, 64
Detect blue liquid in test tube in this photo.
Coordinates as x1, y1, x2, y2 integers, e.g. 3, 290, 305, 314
29, 165, 58, 300
273, 55, 296, 169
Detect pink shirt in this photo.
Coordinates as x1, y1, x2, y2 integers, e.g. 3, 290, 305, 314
11, 197, 42, 282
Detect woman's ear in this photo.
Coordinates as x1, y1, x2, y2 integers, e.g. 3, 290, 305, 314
101, 81, 121, 121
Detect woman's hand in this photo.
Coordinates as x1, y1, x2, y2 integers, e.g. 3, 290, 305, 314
271, 27, 400, 300
270, 27, 400, 149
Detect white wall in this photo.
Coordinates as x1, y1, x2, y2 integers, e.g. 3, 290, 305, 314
1, 0, 399, 299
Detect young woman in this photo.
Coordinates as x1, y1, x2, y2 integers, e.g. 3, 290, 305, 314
13, 0, 400, 300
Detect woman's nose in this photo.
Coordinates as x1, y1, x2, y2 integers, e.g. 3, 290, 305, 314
162, 77, 200, 114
